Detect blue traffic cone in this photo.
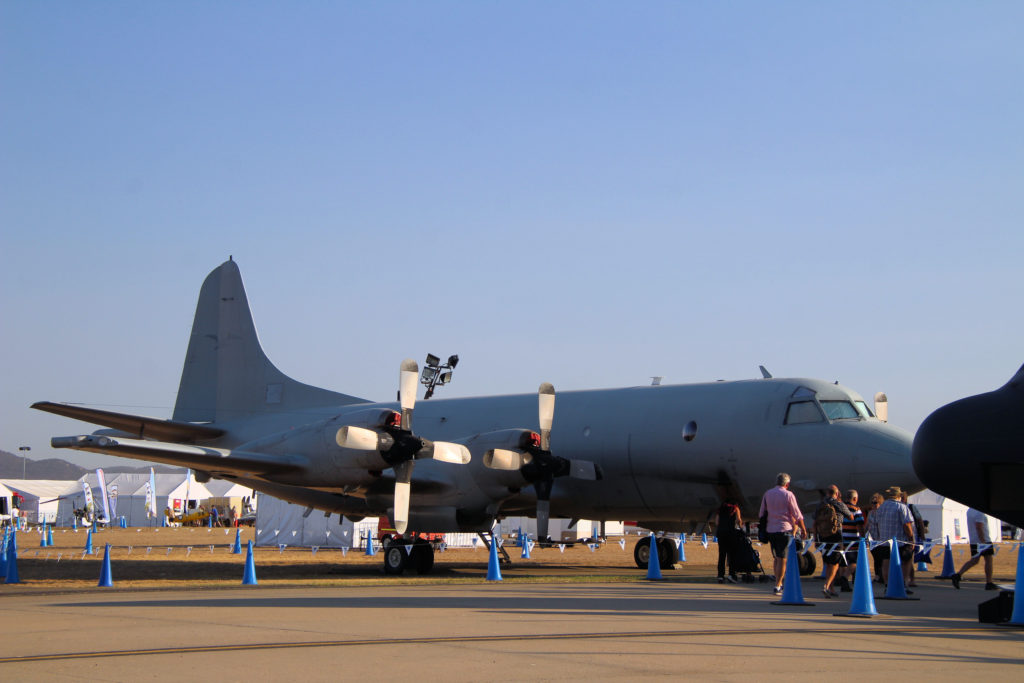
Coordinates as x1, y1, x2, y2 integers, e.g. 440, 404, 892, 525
1008, 543, 1024, 625
72, 516, 78, 531
40, 525, 48, 548
0, 529, 8, 578
364, 533, 376, 556
773, 536, 814, 605
232, 528, 242, 554
521, 537, 531, 559
677, 537, 687, 563
98, 544, 114, 587
646, 533, 663, 580
939, 536, 956, 578
701, 532, 708, 548
881, 539, 918, 600
838, 538, 879, 617
242, 540, 258, 585
207, 514, 213, 528
5, 529, 20, 584
486, 536, 502, 581
85, 528, 94, 555
46, 525, 54, 546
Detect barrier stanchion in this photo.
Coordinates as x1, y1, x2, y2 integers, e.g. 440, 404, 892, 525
772, 536, 814, 605
646, 533, 663, 580
836, 538, 879, 617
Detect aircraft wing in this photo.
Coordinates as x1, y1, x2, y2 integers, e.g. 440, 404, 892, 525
32, 401, 224, 443
50, 434, 306, 476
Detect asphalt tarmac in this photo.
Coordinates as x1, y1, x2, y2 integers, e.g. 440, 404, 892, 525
2, 577, 1021, 680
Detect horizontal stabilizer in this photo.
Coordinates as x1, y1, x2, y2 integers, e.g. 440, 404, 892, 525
32, 402, 224, 443
50, 434, 305, 476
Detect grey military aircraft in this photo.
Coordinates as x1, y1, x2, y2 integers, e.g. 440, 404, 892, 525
34, 259, 918, 574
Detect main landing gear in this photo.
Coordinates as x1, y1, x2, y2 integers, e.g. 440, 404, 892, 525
381, 537, 436, 575
633, 535, 679, 570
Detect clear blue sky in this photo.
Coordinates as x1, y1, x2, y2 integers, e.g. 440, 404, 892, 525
2, 3, 1022, 468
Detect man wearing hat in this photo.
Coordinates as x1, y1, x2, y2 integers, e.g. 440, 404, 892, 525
867, 486, 916, 591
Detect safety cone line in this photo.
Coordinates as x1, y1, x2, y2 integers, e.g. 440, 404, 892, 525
98, 543, 114, 587
836, 537, 879, 617
880, 538, 918, 600
242, 540, 258, 585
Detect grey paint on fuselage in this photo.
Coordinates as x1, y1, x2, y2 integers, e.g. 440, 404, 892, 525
36, 259, 917, 534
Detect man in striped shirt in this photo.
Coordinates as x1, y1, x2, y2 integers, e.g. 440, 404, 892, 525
837, 489, 865, 592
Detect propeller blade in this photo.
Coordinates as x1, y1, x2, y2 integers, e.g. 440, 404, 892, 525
399, 359, 418, 429
538, 382, 555, 451
336, 425, 380, 450
393, 461, 414, 535
429, 441, 471, 465
569, 459, 599, 481
536, 499, 550, 541
483, 449, 527, 470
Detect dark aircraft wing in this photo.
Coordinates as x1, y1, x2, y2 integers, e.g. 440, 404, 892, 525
32, 401, 224, 443
49, 434, 305, 477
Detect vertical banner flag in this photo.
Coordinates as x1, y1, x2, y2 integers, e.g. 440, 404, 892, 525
81, 480, 95, 519
146, 468, 157, 519
95, 469, 112, 524
109, 484, 119, 520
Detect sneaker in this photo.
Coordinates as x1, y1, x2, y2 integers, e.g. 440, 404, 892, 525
951, 573, 961, 589
726, 575, 738, 584
985, 582, 998, 591
717, 577, 724, 583
773, 586, 782, 595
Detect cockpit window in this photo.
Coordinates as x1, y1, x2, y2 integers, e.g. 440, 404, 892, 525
821, 400, 860, 420
785, 401, 824, 424
854, 401, 874, 418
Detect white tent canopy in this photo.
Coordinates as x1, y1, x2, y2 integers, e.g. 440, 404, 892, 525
254, 495, 356, 548
56, 472, 213, 526
0, 480, 15, 524
908, 490, 1002, 544
0, 480, 78, 524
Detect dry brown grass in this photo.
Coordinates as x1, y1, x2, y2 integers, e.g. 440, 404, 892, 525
2, 526, 1018, 592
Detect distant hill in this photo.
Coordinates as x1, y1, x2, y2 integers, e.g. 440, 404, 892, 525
0, 450, 184, 480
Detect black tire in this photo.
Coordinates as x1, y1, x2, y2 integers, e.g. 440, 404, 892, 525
798, 551, 816, 576
657, 537, 678, 569
634, 536, 652, 568
383, 545, 408, 575
411, 543, 434, 575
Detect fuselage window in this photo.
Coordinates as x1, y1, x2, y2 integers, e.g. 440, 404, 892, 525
854, 401, 874, 418
821, 400, 860, 420
785, 401, 824, 425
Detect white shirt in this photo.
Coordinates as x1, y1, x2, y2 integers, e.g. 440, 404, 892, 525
966, 508, 991, 544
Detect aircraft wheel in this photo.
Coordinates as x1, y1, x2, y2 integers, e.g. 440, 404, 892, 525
411, 543, 434, 575
633, 536, 652, 568
383, 545, 408, 575
798, 551, 816, 577
657, 537, 678, 569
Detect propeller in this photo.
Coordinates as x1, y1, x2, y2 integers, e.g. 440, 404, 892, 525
336, 359, 470, 534
484, 383, 600, 541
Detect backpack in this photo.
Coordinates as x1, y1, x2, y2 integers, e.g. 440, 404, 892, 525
814, 500, 841, 537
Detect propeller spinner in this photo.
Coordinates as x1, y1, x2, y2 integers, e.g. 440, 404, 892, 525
484, 383, 599, 541
336, 359, 470, 534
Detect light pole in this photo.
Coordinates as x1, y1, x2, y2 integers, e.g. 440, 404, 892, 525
18, 445, 30, 479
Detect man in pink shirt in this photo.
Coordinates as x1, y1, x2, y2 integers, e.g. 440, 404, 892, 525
759, 472, 808, 594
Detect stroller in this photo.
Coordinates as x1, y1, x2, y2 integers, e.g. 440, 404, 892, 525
730, 533, 769, 583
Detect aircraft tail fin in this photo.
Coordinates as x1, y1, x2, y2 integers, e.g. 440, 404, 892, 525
173, 259, 367, 423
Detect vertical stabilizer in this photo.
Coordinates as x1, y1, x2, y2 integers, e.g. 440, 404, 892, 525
173, 260, 366, 423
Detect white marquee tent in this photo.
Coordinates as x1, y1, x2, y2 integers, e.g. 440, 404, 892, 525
908, 490, 1002, 544
0, 480, 78, 524
254, 495, 357, 548
56, 472, 213, 526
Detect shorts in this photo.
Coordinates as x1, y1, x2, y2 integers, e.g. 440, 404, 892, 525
819, 535, 845, 565
871, 542, 913, 564
970, 544, 994, 558
767, 532, 790, 558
